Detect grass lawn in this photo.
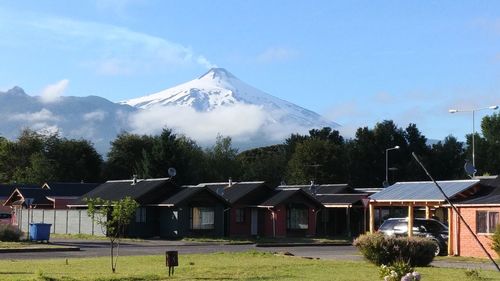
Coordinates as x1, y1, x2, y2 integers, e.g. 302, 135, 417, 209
0, 251, 499, 281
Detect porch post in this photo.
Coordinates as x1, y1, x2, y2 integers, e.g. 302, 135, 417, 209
447, 208, 453, 256
408, 204, 414, 237
346, 207, 351, 237
425, 205, 431, 219
369, 203, 375, 233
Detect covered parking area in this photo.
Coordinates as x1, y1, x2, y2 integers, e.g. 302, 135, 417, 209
368, 180, 482, 255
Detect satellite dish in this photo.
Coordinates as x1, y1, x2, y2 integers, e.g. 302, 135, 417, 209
25, 198, 34, 207
168, 167, 177, 177
464, 161, 476, 178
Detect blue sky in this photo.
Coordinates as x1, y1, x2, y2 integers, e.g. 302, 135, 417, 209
0, 1, 499, 141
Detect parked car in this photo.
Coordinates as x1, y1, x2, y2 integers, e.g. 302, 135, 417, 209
0, 213, 12, 224
378, 218, 448, 256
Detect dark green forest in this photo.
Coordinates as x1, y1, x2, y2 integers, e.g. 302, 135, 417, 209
2, 113, 500, 188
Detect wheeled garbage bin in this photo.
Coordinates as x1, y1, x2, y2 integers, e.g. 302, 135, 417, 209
29, 223, 52, 242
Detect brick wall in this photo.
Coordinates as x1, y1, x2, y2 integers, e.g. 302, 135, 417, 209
453, 207, 499, 258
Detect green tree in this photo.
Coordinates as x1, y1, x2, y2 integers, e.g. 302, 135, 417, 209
104, 132, 154, 180
480, 113, 500, 175
428, 136, 466, 180
286, 138, 346, 184
238, 144, 287, 185
86, 197, 139, 273
205, 135, 240, 182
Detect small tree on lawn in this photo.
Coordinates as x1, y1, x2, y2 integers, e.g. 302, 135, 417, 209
86, 197, 139, 273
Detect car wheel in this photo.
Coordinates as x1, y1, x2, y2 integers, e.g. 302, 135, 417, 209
431, 240, 441, 256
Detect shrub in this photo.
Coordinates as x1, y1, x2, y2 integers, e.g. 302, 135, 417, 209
0, 224, 23, 241
353, 233, 436, 266
491, 225, 500, 257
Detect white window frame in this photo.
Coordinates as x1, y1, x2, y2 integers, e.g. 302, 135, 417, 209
476, 210, 499, 234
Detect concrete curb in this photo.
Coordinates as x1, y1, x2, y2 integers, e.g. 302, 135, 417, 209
256, 242, 352, 247
0, 246, 80, 253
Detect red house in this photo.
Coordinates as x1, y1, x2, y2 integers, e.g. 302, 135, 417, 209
257, 188, 322, 237
448, 176, 500, 258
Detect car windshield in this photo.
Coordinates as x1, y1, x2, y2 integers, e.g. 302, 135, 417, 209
379, 220, 398, 231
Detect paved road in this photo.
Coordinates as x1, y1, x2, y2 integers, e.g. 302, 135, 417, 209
1, 239, 497, 271
0, 239, 360, 261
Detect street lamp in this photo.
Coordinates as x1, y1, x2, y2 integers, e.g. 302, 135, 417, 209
385, 145, 400, 185
449, 105, 499, 177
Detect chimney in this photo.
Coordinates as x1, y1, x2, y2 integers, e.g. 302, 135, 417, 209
228, 177, 233, 187
132, 175, 138, 185
309, 180, 317, 195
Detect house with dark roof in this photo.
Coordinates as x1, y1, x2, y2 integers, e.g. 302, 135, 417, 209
446, 176, 500, 258
0, 184, 37, 213
256, 187, 323, 237
70, 178, 228, 238
206, 181, 274, 237
280, 183, 369, 237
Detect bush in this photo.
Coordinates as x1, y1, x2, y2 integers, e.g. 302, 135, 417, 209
491, 225, 500, 256
0, 224, 23, 241
353, 233, 437, 267
379, 260, 421, 281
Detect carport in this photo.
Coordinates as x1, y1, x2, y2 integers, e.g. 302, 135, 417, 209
368, 180, 482, 255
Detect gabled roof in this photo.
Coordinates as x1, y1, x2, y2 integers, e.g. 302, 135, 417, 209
316, 194, 368, 207
205, 181, 268, 204
154, 186, 228, 206
258, 188, 322, 208
454, 187, 500, 205
370, 180, 480, 202
4, 188, 52, 206
0, 184, 38, 198
73, 178, 175, 205
42, 182, 101, 197
278, 183, 351, 195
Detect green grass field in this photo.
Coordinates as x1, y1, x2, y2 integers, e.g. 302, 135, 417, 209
0, 251, 499, 281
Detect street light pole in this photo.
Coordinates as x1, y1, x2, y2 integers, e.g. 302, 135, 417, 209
385, 145, 400, 185
449, 105, 499, 177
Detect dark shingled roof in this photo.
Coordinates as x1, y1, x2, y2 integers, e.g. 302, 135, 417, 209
258, 188, 322, 208
316, 194, 367, 206
205, 181, 268, 204
156, 186, 228, 206
6, 188, 53, 206
43, 182, 101, 197
0, 184, 38, 198
453, 177, 500, 205
279, 184, 351, 195
74, 178, 175, 205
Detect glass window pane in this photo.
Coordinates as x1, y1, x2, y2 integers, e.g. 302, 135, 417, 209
488, 212, 499, 233
476, 211, 487, 233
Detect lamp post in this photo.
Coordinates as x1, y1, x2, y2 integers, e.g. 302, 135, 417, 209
449, 105, 499, 177
385, 145, 400, 185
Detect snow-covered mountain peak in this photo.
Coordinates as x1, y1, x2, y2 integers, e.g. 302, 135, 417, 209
199, 67, 237, 81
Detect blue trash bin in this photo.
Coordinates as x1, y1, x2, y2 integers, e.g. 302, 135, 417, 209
29, 223, 52, 242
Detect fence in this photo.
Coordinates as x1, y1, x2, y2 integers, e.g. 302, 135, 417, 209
16, 209, 106, 236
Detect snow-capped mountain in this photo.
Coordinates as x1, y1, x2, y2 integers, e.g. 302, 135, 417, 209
123, 68, 337, 129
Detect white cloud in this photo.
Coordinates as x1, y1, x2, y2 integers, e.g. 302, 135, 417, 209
257, 47, 299, 63
83, 110, 107, 122
9, 109, 60, 122
40, 79, 69, 103
28, 16, 215, 75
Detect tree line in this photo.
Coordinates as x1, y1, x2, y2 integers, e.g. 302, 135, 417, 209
1, 113, 499, 188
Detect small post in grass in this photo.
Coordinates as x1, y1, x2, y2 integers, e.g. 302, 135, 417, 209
166, 251, 178, 276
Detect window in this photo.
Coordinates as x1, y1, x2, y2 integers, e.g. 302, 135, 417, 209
476, 211, 499, 234
191, 207, 215, 230
287, 207, 309, 230
235, 208, 245, 223
135, 207, 146, 223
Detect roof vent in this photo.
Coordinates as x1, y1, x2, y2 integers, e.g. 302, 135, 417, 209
228, 177, 233, 187
132, 175, 138, 185
309, 180, 317, 195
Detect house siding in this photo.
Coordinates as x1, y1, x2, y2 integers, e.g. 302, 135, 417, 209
452, 207, 499, 258
229, 206, 251, 236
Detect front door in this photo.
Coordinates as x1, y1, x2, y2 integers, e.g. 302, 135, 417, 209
251, 208, 258, 235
